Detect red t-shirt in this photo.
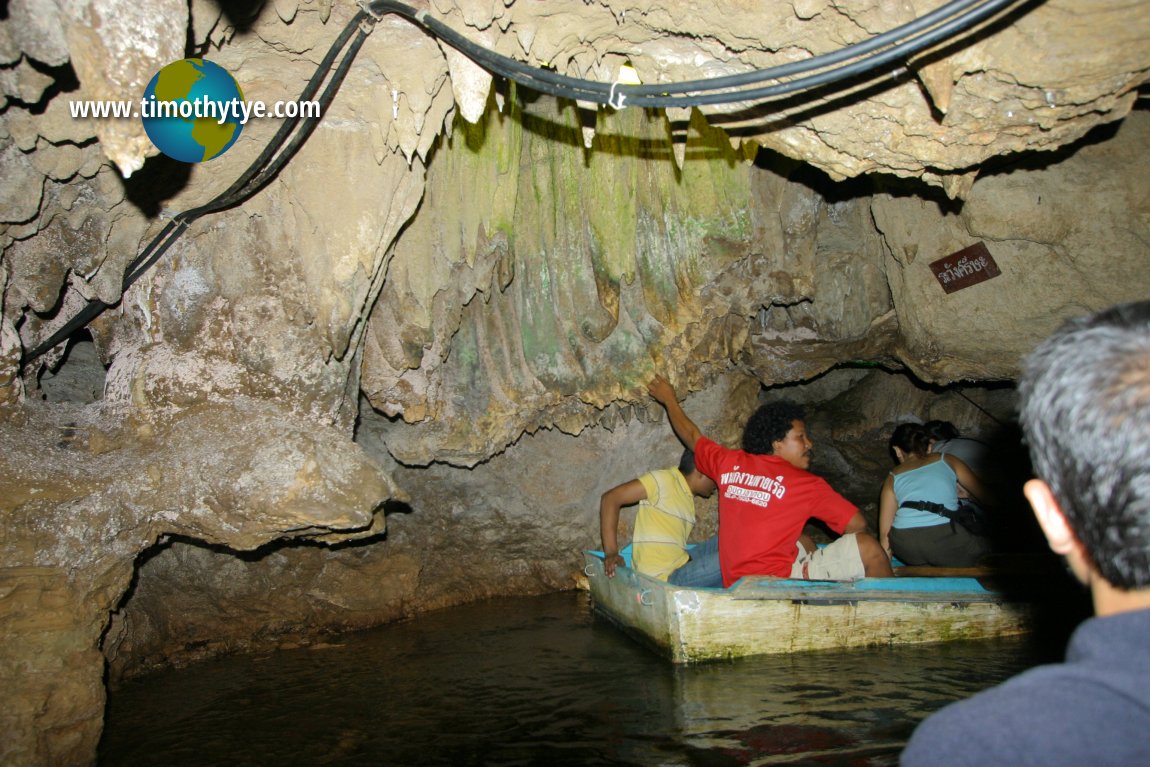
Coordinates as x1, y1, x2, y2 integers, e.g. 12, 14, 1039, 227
694, 436, 858, 586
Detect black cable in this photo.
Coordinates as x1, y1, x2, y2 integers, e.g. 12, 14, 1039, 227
624, 0, 992, 96
118, 13, 368, 285
366, 0, 1026, 107
123, 11, 372, 282
956, 388, 1009, 427
636, 0, 1021, 108
367, 0, 976, 98
183, 15, 372, 213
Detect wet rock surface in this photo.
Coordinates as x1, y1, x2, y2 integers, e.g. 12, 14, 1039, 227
0, 399, 396, 766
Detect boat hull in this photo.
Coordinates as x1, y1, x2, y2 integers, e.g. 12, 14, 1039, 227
583, 551, 1033, 663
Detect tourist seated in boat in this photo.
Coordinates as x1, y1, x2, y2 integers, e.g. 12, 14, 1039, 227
902, 299, 1150, 767
879, 422, 993, 568
925, 419, 995, 522
925, 420, 992, 479
598, 448, 721, 587
647, 376, 892, 588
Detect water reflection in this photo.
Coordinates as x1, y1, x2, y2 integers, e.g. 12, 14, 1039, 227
670, 639, 1035, 766
99, 591, 1043, 766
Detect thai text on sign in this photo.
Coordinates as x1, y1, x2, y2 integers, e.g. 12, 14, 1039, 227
930, 242, 1000, 294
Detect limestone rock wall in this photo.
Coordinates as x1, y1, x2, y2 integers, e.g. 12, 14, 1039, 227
874, 112, 1150, 381
361, 99, 1150, 466
355, 90, 921, 470
362, 96, 797, 466
3, 4, 448, 425
0, 399, 398, 767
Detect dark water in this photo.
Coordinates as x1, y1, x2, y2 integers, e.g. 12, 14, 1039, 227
99, 591, 1048, 767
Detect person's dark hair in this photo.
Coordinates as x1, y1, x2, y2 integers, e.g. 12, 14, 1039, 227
1019, 300, 1150, 589
890, 422, 932, 456
678, 448, 696, 477
924, 420, 960, 442
742, 401, 805, 455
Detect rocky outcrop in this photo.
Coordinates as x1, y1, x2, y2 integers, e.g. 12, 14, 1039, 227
362, 100, 1150, 464
0, 400, 397, 766
875, 112, 1150, 381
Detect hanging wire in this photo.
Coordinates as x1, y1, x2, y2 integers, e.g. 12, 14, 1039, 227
955, 387, 1010, 427
363, 0, 1027, 107
20, 0, 1031, 367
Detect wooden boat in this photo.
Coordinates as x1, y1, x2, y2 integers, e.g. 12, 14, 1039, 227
583, 549, 1035, 663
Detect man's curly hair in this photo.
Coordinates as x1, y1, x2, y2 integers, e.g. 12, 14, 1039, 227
742, 401, 806, 455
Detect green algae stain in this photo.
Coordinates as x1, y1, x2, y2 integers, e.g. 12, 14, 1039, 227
403, 89, 764, 440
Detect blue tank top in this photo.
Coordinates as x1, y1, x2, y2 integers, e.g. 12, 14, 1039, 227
892, 458, 959, 529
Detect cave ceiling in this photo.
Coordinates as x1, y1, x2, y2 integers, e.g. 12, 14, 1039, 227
4, 1, 1148, 187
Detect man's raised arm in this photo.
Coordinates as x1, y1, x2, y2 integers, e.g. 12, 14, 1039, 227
647, 375, 704, 450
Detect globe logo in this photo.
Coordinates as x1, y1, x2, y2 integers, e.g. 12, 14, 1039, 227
141, 59, 244, 163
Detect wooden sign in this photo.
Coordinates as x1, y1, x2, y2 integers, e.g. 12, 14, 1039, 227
930, 242, 1001, 294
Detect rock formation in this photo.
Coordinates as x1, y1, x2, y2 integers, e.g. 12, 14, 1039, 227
2, 1, 1149, 764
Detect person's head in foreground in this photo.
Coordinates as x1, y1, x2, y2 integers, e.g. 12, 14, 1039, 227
900, 299, 1150, 767
1018, 299, 1150, 601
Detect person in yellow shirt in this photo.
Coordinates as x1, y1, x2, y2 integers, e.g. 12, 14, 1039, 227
599, 449, 720, 587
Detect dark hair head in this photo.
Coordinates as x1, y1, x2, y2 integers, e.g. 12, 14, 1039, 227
742, 401, 805, 455
924, 420, 960, 442
678, 448, 696, 476
890, 422, 932, 456
1019, 300, 1150, 589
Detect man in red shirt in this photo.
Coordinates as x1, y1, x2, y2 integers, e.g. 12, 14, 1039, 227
648, 375, 892, 587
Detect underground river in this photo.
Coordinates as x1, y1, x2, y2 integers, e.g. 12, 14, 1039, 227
98, 590, 1076, 766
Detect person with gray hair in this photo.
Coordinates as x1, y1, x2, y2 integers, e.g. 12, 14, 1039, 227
901, 300, 1150, 766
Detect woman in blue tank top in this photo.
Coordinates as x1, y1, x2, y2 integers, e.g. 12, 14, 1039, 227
879, 423, 992, 567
